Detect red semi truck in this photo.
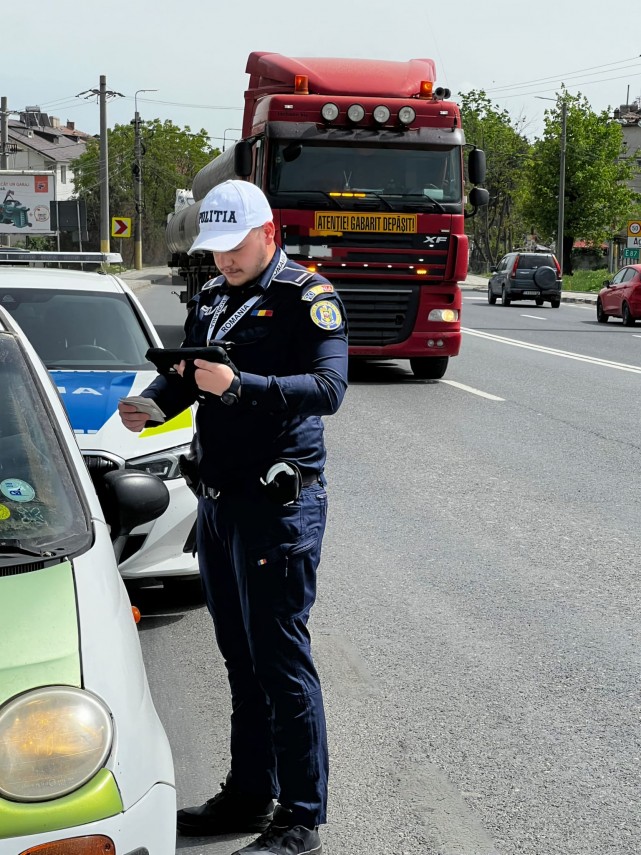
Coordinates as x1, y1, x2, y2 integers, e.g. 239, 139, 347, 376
166, 52, 488, 379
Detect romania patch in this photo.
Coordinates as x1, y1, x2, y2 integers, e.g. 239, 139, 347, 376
310, 300, 342, 331
301, 283, 334, 302
251, 309, 274, 316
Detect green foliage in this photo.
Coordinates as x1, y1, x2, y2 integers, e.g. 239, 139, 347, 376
459, 90, 532, 268
521, 90, 640, 273
563, 269, 609, 292
71, 119, 218, 263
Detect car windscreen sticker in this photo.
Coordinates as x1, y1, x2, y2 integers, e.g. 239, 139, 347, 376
52, 371, 136, 434
0, 504, 11, 520
0, 478, 36, 503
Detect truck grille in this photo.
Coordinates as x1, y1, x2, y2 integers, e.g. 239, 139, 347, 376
332, 281, 418, 346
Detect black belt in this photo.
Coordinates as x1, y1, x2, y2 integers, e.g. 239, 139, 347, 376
198, 472, 321, 500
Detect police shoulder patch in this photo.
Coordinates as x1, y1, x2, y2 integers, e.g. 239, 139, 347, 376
310, 300, 342, 331
301, 283, 335, 302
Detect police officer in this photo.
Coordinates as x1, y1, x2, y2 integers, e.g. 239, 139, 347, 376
118, 179, 347, 855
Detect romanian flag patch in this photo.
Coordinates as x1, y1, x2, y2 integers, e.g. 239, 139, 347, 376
251, 309, 274, 316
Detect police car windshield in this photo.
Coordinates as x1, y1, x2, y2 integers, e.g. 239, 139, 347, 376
3, 290, 153, 370
269, 143, 462, 206
0, 333, 89, 561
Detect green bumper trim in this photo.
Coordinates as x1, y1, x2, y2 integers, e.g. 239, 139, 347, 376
0, 560, 80, 706
0, 768, 123, 839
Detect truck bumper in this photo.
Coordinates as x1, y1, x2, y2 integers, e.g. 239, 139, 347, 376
349, 328, 461, 359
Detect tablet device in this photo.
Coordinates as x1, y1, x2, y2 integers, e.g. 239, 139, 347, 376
146, 343, 233, 374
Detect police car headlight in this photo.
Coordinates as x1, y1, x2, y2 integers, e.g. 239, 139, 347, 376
126, 443, 192, 481
0, 686, 113, 802
428, 309, 459, 322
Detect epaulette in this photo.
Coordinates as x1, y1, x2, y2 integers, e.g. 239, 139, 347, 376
272, 261, 327, 288
202, 275, 225, 291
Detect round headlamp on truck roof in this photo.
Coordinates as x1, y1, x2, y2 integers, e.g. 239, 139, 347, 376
321, 102, 340, 122
373, 105, 391, 124
398, 106, 416, 125
347, 103, 366, 123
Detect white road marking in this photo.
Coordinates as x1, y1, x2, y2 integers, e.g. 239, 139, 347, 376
440, 379, 505, 401
462, 327, 641, 374
521, 314, 546, 320
632, 334, 641, 339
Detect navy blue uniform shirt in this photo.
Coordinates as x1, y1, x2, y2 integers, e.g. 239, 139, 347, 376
142, 248, 348, 488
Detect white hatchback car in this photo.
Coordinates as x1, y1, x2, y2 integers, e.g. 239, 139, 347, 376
0, 254, 198, 588
0, 305, 176, 854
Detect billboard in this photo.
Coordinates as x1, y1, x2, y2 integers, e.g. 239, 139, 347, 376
0, 171, 56, 235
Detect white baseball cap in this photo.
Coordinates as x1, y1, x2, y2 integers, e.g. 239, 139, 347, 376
188, 180, 273, 254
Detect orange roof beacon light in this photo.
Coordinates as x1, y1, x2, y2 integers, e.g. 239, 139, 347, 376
294, 74, 309, 94
419, 80, 433, 99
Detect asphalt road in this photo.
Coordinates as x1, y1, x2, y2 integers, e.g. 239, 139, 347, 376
132, 277, 641, 855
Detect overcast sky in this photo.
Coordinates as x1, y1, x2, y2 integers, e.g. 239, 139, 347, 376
4, 0, 639, 147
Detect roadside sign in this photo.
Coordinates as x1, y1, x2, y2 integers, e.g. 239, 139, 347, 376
111, 216, 131, 238
627, 236, 641, 249
623, 248, 639, 259
627, 220, 641, 237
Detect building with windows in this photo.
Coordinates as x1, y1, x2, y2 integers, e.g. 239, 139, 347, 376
6, 108, 91, 201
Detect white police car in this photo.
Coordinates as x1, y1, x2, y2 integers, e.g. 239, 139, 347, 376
0, 305, 176, 854
0, 252, 198, 588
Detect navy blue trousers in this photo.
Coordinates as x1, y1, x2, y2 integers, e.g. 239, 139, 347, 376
196, 481, 329, 827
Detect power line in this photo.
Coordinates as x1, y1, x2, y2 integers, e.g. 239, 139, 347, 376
486, 55, 641, 94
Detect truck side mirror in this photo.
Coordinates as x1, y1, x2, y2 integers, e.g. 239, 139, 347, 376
234, 141, 253, 178
468, 148, 486, 185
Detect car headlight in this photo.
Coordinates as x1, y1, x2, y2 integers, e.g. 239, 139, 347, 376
126, 442, 192, 481
428, 308, 459, 322
0, 686, 113, 802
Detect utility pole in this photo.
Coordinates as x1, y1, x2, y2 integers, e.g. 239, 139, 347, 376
1, 96, 9, 247
77, 79, 123, 255
99, 76, 109, 254
557, 100, 568, 277
536, 95, 568, 274
133, 89, 157, 270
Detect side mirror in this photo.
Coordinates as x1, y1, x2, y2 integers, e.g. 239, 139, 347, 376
603, 279, 611, 287
468, 148, 486, 185
490, 266, 498, 273
469, 186, 489, 208
234, 140, 253, 178
101, 470, 170, 564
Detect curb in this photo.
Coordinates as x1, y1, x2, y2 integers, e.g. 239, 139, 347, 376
464, 285, 598, 306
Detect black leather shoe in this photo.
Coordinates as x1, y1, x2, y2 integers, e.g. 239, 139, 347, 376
177, 780, 274, 837
232, 805, 322, 854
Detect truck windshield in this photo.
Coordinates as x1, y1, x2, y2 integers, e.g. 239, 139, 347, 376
0, 333, 90, 561
269, 143, 462, 204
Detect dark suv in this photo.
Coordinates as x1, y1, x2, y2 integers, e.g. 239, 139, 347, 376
488, 251, 562, 308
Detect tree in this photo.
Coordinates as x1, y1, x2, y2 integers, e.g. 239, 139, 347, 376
459, 90, 532, 271
71, 119, 218, 264
521, 91, 640, 276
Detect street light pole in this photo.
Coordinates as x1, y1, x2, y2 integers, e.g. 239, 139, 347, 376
536, 96, 568, 275
99, 76, 109, 254
133, 89, 157, 271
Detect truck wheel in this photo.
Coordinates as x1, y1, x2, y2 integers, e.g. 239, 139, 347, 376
410, 356, 449, 379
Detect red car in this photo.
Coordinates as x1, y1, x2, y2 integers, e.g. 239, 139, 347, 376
597, 264, 641, 325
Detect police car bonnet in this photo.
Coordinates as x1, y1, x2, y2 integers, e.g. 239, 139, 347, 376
188, 179, 273, 254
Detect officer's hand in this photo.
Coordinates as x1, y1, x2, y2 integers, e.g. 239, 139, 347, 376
193, 359, 234, 396
118, 401, 150, 433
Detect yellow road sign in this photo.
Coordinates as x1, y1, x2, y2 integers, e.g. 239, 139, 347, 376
627, 220, 641, 237
111, 216, 132, 238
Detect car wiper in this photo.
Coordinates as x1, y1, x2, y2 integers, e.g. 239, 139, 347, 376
0, 539, 49, 557
402, 194, 446, 213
